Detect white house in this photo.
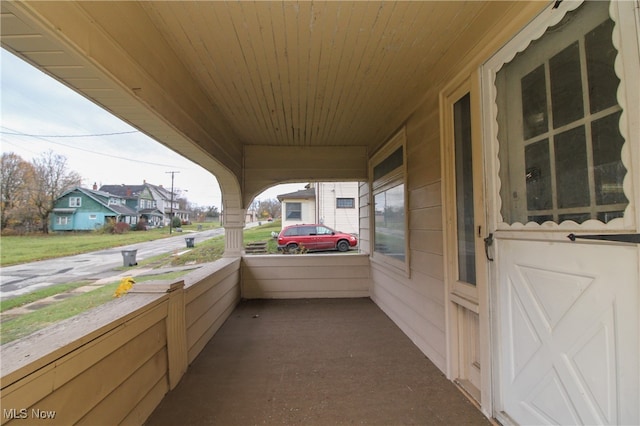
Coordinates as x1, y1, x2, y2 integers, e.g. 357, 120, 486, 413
278, 182, 359, 235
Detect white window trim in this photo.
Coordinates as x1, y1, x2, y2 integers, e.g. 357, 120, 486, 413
369, 127, 410, 277
481, 0, 639, 235
69, 197, 81, 208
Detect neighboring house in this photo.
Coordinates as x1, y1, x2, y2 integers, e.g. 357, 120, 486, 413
99, 183, 163, 228
277, 182, 359, 235
145, 182, 190, 225
98, 182, 188, 227
50, 186, 137, 231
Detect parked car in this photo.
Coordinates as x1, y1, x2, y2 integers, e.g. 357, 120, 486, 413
277, 224, 358, 253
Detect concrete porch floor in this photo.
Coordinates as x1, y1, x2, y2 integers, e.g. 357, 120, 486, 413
145, 298, 491, 425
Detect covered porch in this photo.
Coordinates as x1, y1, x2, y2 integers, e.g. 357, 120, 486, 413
1, 1, 638, 425
146, 298, 488, 425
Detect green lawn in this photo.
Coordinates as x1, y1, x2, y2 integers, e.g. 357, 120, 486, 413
0, 222, 221, 266
0, 221, 283, 345
0, 271, 190, 345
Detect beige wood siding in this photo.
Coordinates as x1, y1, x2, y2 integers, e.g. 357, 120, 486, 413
184, 258, 241, 363
369, 99, 448, 370
367, 3, 548, 374
242, 254, 370, 299
0, 295, 170, 426
0, 259, 242, 426
358, 182, 371, 254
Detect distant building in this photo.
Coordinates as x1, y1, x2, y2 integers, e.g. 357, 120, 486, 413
50, 186, 137, 231
277, 182, 359, 235
99, 181, 189, 227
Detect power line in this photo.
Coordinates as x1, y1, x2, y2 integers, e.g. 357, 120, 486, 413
1, 127, 187, 169
0, 130, 138, 137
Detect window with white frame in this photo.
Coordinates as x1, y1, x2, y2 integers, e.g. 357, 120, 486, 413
371, 128, 408, 273
69, 197, 81, 207
56, 216, 70, 225
285, 202, 302, 220
336, 198, 355, 209
493, 0, 630, 226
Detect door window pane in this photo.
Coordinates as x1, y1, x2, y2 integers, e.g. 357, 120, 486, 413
554, 126, 589, 208
525, 139, 552, 211
454, 94, 476, 285
496, 0, 627, 225
550, 42, 584, 128
586, 19, 619, 113
592, 111, 627, 205
522, 66, 549, 139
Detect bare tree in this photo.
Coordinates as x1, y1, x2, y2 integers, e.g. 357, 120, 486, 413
258, 198, 281, 219
0, 152, 33, 230
30, 150, 82, 233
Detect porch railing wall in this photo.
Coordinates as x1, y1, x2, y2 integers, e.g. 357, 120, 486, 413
0, 257, 241, 426
241, 253, 370, 299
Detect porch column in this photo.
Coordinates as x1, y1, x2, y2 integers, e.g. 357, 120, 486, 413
223, 206, 246, 257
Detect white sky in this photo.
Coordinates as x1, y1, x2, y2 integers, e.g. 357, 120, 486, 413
0, 49, 305, 208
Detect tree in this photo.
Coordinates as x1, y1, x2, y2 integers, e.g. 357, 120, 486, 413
30, 150, 82, 233
258, 198, 281, 219
0, 153, 33, 230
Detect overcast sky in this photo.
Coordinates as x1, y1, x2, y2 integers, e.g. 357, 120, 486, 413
0, 49, 305, 208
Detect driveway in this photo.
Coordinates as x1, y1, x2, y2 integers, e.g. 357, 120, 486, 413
0, 227, 228, 300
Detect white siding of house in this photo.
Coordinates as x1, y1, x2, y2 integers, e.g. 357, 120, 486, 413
281, 199, 316, 229
316, 182, 359, 235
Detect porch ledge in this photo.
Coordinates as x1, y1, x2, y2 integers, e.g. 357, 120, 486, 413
0, 292, 167, 387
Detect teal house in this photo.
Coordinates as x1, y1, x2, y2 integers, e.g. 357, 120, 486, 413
50, 187, 138, 231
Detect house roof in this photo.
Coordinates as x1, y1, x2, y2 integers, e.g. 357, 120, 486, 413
99, 185, 146, 199
57, 187, 137, 216
277, 188, 316, 202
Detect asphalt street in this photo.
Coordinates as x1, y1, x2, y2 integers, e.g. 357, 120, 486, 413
0, 227, 228, 300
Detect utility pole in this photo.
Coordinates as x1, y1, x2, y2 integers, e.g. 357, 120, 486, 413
166, 171, 180, 234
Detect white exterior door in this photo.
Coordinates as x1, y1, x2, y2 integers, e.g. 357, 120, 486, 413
497, 240, 637, 424
482, 1, 640, 424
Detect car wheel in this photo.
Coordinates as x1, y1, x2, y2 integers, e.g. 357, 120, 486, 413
286, 243, 299, 254
337, 240, 349, 252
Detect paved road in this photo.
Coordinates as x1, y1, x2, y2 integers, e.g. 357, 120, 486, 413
0, 227, 228, 300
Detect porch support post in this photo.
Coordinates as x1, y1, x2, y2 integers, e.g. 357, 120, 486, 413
223, 206, 246, 257
131, 280, 187, 390
223, 224, 244, 256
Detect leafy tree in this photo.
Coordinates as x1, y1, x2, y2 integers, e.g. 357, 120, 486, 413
0, 153, 33, 230
30, 150, 82, 233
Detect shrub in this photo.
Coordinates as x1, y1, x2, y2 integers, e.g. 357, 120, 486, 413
171, 217, 182, 228
135, 221, 147, 231
98, 222, 115, 234
113, 222, 130, 234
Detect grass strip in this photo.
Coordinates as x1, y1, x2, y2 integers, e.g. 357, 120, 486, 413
0, 222, 221, 266
0, 271, 190, 345
0, 281, 92, 313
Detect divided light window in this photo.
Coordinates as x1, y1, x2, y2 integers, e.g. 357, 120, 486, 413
495, 0, 628, 225
69, 197, 81, 207
336, 198, 355, 209
285, 202, 302, 220
370, 128, 409, 275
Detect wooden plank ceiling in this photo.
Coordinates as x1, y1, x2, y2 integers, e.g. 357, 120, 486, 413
1, 1, 504, 204
137, 1, 486, 149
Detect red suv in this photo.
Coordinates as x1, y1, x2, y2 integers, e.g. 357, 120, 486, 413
277, 224, 358, 253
